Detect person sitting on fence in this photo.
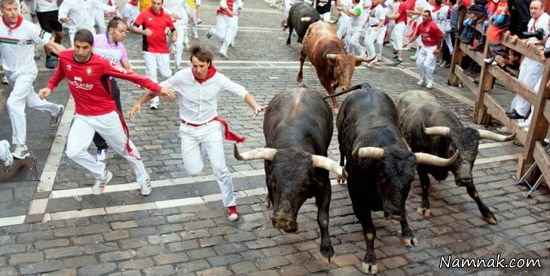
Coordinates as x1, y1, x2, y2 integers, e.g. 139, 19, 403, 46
506, 0, 549, 121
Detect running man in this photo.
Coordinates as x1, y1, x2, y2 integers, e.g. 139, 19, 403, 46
129, 45, 264, 221
39, 29, 176, 196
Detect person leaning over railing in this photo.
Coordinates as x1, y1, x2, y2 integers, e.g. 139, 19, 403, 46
506, 0, 549, 122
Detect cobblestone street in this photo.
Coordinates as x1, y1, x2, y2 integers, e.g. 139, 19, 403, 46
0, 0, 549, 275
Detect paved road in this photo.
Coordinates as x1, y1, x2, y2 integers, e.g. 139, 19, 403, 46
0, 0, 549, 275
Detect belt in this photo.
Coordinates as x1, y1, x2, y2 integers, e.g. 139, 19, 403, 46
181, 118, 214, 127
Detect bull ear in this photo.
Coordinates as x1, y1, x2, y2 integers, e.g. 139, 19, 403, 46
233, 144, 277, 161
415, 151, 459, 167
424, 126, 451, 137
311, 155, 344, 176
477, 129, 516, 141
354, 147, 385, 159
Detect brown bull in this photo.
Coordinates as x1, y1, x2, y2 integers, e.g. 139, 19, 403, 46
297, 21, 368, 110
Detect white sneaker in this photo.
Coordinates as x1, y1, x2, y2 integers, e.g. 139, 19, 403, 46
425, 81, 433, 89
410, 54, 417, 60
149, 97, 160, 110
96, 149, 107, 162
2, 75, 7, 84
219, 49, 228, 58
139, 178, 152, 196
93, 170, 112, 195
50, 105, 64, 127
0, 140, 14, 166
12, 144, 29, 159
417, 79, 425, 86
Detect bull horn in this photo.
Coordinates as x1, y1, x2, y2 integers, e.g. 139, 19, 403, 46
477, 129, 516, 141
234, 144, 277, 161
325, 54, 337, 60
300, 16, 312, 22
424, 126, 451, 136
311, 155, 343, 176
415, 151, 459, 167
355, 147, 385, 159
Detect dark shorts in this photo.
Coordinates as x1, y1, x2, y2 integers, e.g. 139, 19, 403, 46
36, 10, 63, 33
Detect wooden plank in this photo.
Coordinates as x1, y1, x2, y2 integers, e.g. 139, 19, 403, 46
502, 35, 545, 63
488, 65, 537, 105
455, 66, 479, 97
459, 43, 484, 66
533, 141, 550, 189
483, 94, 528, 145
545, 99, 550, 123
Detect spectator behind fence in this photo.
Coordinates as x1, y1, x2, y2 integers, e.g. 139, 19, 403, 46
507, 0, 549, 121
508, 0, 533, 36
484, 0, 511, 64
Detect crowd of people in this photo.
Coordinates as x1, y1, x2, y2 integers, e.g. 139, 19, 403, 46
0, 0, 260, 222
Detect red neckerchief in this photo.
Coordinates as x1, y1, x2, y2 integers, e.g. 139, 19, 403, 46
3, 15, 23, 31
193, 66, 217, 84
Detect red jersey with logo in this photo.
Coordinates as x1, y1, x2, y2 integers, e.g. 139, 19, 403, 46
133, 8, 175, 53
47, 50, 161, 116
416, 20, 444, 47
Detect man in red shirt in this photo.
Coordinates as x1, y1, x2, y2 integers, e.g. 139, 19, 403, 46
132, 0, 177, 109
389, 0, 411, 63
406, 9, 443, 89
38, 29, 175, 196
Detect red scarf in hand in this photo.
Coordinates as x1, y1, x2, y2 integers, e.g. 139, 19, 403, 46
193, 66, 217, 84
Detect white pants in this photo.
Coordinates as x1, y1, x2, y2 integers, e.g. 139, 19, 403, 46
510, 58, 544, 117
347, 27, 365, 57
416, 45, 437, 83
365, 26, 387, 59
337, 15, 351, 39
210, 15, 238, 54
180, 121, 236, 207
174, 20, 190, 67
66, 111, 148, 183
6, 72, 60, 145
95, 11, 106, 34
391, 21, 407, 51
143, 52, 172, 105
187, 8, 200, 38
443, 33, 454, 53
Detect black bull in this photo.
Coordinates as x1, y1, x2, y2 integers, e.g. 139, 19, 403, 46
396, 90, 515, 224
234, 88, 343, 260
336, 84, 458, 274
286, 3, 321, 46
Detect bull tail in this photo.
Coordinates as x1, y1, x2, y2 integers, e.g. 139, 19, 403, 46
322, 84, 363, 99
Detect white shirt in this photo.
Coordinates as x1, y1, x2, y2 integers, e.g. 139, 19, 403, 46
0, 19, 51, 76
368, 4, 386, 26
35, 0, 59, 12
58, 0, 115, 31
162, 68, 247, 124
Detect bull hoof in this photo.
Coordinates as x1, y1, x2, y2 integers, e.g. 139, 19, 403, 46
265, 196, 272, 209
336, 175, 347, 185
361, 262, 378, 275
320, 244, 335, 260
402, 236, 417, 247
416, 207, 432, 218
483, 214, 498, 225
